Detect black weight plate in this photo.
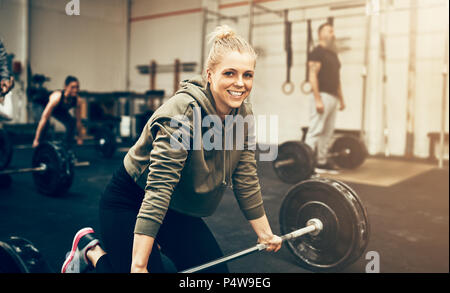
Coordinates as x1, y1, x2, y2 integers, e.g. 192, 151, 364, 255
273, 141, 315, 184
95, 127, 117, 158
326, 179, 370, 266
330, 136, 367, 169
0, 128, 13, 170
31, 142, 74, 196
0, 236, 52, 273
279, 178, 369, 272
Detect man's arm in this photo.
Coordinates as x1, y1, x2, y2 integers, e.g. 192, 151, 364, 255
32, 92, 61, 147
308, 61, 324, 114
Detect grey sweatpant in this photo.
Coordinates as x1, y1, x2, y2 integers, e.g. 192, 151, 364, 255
305, 92, 339, 165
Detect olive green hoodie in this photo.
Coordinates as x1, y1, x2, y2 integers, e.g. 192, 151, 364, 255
124, 76, 265, 238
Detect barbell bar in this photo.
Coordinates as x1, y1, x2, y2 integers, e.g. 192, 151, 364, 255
0, 161, 90, 175
0, 141, 91, 196
180, 218, 323, 273
273, 149, 352, 169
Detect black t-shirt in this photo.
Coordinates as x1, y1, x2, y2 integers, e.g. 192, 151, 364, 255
309, 45, 341, 97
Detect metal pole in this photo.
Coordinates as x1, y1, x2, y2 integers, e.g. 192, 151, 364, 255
380, 0, 390, 157
439, 22, 449, 168
0, 165, 46, 175
405, 0, 418, 158
200, 7, 208, 75
248, 0, 254, 46
360, 2, 372, 141
125, 0, 132, 91
180, 220, 321, 273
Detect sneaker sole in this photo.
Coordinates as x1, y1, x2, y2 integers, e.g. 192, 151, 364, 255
61, 227, 94, 273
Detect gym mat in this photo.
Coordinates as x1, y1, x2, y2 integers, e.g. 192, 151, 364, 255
319, 158, 437, 187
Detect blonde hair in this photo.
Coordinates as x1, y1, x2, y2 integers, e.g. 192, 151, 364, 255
204, 25, 257, 78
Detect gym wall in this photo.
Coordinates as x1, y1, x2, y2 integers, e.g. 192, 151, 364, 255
128, 0, 448, 159
1, 0, 448, 159
29, 0, 128, 91
0, 0, 128, 92
129, 0, 203, 94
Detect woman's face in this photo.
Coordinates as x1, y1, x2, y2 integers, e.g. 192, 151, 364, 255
65, 81, 80, 97
207, 51, 255, 116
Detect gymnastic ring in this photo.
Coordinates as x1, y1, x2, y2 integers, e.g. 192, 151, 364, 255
282, 82, 295, 95
301, 81, 313, 95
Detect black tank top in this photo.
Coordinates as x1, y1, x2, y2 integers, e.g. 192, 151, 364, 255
53, 90, 77, 113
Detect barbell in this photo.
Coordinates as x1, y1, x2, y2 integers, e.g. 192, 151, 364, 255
0, 178, 370, 273
0, 141, 90, 196
273, 136, 368, 184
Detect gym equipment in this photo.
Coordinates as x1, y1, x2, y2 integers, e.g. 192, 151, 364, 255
0, 179, 369, 273
301, 19, 314, 95
82, 126, 117, 158
0, 236, 53, 273
0, 141, 90, 196
273, 136, 368, 184
273, 141, 315, 184
279, 178, 369, 271
282, 10, 294, 95
328, 136, 367, 170
181, 178, 369, 273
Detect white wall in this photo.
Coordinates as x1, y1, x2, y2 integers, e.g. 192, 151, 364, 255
129, 0, 202, 95
0, 0, 27, 62
29, 0, 128, 91
127, 0, 449, 158
0, 0, 29, 122
1, 0, 128, 122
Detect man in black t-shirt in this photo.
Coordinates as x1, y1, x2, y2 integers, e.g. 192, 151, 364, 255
305, 22, 346, 172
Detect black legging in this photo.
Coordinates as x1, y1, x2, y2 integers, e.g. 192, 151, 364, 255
97, 163, 228, 273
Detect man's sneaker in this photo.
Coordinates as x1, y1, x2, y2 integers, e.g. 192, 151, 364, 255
315, 162, 340, 175
61, 227, 100, 273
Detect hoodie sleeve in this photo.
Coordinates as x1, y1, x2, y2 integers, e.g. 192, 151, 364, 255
0, 39, 10, 81
231, 106, 265, 221
134, 114, 191, 238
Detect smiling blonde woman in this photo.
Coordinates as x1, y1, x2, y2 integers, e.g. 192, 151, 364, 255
61, 25, 282, 274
